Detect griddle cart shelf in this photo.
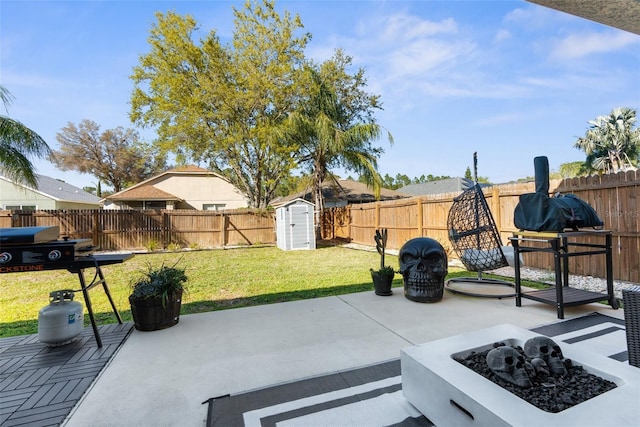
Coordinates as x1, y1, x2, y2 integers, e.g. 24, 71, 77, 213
509, 230, 618, 319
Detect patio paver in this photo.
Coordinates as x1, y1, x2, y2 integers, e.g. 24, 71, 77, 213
0, 323, 132, 427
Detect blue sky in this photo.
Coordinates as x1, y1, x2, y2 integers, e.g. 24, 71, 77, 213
2, 0, 639, 191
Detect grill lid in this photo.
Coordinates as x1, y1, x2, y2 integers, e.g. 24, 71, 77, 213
0, 226, 60, 245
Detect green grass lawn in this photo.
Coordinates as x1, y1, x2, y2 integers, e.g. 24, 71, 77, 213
0, 245, 540, 338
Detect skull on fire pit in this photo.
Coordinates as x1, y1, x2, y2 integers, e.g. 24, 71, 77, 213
486, 346, 532, 388
399, 237, 448, 302
524, 336, 568, 376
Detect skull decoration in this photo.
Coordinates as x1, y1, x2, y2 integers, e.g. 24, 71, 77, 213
399, 237, 448, 302
486, 346, 532, 388
524, 336, 567, 376
530, 358, 550, 377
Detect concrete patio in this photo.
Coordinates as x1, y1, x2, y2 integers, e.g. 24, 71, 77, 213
59, 287, 627, 427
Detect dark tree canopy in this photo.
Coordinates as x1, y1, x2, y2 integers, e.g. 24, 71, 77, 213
378, 173, 454, 190
53, 119, 166, 192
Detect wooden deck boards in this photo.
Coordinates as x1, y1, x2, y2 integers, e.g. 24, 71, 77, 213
0, 323, 133, 427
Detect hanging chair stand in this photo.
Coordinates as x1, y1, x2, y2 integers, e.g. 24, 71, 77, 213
445, 274, 515, 299
445, 153, 515, 298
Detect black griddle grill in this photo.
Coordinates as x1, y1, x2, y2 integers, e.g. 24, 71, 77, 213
0, 226, 133, 347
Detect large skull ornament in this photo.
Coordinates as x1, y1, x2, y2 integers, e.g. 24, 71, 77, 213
399, 237, 448, 302
524, 336, 567, 376
486, 346, 532, 388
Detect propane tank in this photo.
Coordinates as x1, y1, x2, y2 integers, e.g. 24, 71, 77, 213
38, 290, 84, 346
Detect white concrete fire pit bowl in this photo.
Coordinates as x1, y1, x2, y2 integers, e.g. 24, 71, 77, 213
401, 324, 639, 427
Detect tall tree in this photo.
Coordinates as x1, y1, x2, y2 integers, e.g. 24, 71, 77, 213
557, 161, 587, 178
574, 107, 640, 174
274, 173, 307, 198
395, 173, 411, 188
0, 85, 52, 187
288, 62, 392, 231
130, 1, 309, 207
52, 119, 166, 192
381, 173, 395, 189
464, 167, 472, 180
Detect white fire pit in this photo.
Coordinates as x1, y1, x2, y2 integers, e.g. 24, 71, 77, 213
401, 324, 639, 427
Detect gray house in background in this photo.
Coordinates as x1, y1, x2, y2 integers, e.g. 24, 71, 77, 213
0, 174, 101, 210
275, 180, 409, 208
397, 177, 490, 196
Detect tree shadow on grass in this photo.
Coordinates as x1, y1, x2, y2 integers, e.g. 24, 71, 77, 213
0, 280, 403, 338
181, 279, 404, 312
2, 272, 548, 338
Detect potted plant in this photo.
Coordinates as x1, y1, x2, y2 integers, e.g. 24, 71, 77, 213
370, 228, 395, 296
129, 261, 188, 331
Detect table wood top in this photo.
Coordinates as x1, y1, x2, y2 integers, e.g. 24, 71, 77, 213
511, 229, 611, 239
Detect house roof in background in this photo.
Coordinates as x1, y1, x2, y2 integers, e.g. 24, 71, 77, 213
105, 185, 182, 201
271, 197, 315, 208
526, 0, 640, 35
397, 177, 490, 196
1, 174, 101, 204
165, 165, 211, 173
274, 180, 409, 205
102, 165, 224, 202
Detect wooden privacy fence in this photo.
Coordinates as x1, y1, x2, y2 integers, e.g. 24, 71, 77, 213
1, 171, 637, 282
329, 171, 639, 283
0, 209, 276, 251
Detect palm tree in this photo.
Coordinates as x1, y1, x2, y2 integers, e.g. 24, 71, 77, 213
0, 85, 52, 187
574, 107, 640, 174
288, 68, 392, 236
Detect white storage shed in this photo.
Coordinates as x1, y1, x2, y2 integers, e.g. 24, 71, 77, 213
275, 198, 316, 250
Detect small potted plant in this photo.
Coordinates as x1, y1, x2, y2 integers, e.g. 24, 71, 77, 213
129, 260, 188, 331
370, 228, 395, 296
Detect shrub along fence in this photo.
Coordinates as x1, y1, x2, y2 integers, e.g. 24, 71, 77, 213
326, 170, 639, 283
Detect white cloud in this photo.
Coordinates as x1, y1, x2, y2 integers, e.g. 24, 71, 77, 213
332, 10, 463, 56
378, 14, 457, 42
473, 112, 526, 127
549, 31, 640, 59
317, 11, 479, 103
386, 38, 475, 77
493, 28, 511, 44
503, 6, 571, 29
520, 76, 567, 89
2, 70, 74, 90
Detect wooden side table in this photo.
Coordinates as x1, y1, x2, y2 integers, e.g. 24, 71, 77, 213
509, 230, 618, 319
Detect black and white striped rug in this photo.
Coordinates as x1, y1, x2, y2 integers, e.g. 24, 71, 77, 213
204, 313, 627, 427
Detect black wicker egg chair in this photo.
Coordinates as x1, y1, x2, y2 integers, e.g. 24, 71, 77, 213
445, 154, 515, 298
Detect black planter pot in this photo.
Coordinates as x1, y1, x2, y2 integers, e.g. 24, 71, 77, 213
129, 289, 183, 331
371, 271, 394, 296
